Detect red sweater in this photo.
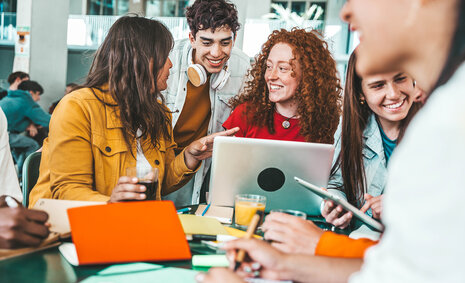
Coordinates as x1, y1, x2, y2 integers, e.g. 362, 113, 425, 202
223, 103, 305, 142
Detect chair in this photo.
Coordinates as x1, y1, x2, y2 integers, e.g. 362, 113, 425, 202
21, 151, 42, 207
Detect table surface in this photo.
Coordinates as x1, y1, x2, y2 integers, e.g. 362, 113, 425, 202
0, 206, 343, 283
0, 241, 216, 283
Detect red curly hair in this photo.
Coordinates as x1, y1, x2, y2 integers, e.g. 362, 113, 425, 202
230, 28, 342, 143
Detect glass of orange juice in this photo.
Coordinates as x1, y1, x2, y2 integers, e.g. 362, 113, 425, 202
234, 194, 266, 229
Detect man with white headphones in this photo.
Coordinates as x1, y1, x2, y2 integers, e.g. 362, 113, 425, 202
162, 0, 250, 206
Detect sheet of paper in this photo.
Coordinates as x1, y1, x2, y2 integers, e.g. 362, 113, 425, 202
82, 267, 197, 283
192, 255, 229, 267
178, 214, 228, 235
195, 205, 233, 224
32, 198, 105, 234
97, 262, 163, 275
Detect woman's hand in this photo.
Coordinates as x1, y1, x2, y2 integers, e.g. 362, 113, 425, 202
184, 127, 239, 170
360, 194, 383, 219
108, 176, 146, 203
223, 238, 290, 281
261, 212, 324, 255
321, 200, 353, 229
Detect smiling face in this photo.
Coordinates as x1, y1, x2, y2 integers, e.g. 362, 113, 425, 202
361, 72, 415, 127
189, 27, 234, 74
265, 43, 302, 106
340, 0, 415, 77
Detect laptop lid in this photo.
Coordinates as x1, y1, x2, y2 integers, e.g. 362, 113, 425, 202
67, 201, 191, 265
209, 137, 334, 215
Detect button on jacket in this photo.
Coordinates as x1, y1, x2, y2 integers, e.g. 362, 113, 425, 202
29, 87, 197, 207
162, 38, 251, 204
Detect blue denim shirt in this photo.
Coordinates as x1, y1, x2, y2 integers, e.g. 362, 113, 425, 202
327, 114, 388, 219
0, 90, 51, 133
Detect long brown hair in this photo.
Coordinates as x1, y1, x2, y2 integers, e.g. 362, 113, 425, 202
82, 15, 174, 151
229, 28, 342, 143
332, 51, 422, 206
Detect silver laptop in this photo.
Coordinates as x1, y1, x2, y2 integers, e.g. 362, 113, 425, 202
209, 137, 335, 215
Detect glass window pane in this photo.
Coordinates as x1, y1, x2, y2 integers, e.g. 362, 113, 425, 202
271, 1, 288, 10
177, 0, 189, 17
163, 0, 177, 17
117, 0, 129, 15
87, 0, 115, 15
146, 0, 162, 17
309, 2, 326, 20
291, 2, 306, 16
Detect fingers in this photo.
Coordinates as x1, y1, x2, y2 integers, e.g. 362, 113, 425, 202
111, 178, 147, 202
324, 204, 344, 223
212, 127, 240, 138
21, 220, 50, 239
263, 228, 287, 243
321, 200, 336, 217
360, 195, 380, 213
117, 176, 138, 185
25, 209, 49, 224
331, 211, 352, 228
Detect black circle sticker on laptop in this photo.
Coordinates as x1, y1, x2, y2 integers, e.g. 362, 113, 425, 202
257, 168, 285, 192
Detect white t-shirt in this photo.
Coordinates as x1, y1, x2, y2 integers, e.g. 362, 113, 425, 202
350, 63, 465, 282
0, 108, 22, 201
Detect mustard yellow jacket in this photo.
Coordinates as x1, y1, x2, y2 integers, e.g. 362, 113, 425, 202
29, 87, 196, 207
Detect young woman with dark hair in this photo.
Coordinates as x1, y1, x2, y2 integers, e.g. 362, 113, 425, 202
322, 51, 422, 229
28, 16, 237, 206
224, 28, 342, 143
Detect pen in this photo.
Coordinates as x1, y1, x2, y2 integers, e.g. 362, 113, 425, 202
234, 210, 263, 271
5, 196, 18, 208
177, 207, 192, 214
186, 234, 237, 242
201, 203, 211, 216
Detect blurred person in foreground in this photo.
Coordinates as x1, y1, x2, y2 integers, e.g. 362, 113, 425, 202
196, 0, 465, 282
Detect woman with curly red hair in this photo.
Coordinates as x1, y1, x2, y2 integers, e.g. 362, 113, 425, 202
223, 29, 342, 143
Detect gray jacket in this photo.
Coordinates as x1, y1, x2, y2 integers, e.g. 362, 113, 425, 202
161, 38, 251, 204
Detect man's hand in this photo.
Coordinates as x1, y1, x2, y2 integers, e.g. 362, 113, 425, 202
26, 124, 38, 137
184, 127, 239, 170
0, 206, 50, 249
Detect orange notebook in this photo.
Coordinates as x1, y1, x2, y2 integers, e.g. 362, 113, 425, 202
67, 201, 191, 265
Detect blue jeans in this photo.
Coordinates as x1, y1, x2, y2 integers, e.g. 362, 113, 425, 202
9, 133, 39, 178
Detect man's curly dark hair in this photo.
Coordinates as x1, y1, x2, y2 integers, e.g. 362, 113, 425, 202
185, 0, 240, 38
230, 29, 342, 144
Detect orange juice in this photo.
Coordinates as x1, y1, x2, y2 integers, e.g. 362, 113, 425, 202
235, 201, 266, 227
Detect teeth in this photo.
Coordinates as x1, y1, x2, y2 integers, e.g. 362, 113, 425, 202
384, 100, 403, 109
209, 59, 221, 64
270, 85, 282, 90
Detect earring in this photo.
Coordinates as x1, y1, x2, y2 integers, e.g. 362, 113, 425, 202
360, 99, 365, 105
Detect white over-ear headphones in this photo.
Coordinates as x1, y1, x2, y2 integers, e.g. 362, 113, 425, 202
187, 48, 230, 90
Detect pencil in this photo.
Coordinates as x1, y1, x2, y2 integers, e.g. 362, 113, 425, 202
201, 203, 211, 216
233, 210, 263, 271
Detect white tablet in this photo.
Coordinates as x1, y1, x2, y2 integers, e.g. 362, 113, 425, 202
294, 176, 384, 232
